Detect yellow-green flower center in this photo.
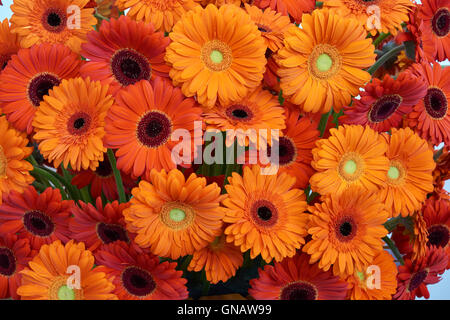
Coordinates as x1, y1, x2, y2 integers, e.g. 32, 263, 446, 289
169, 208, 186, 222
387, 166, 400, 180
210, 50, 224, 64
343, 160, 357, 174
316, 53, 333, 72
57, 285, 75, 300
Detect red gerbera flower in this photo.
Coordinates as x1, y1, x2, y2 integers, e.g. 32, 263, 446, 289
252, 0, 316, 23
406, 61, 450, 146
0, 186, 73, 250
394, 246, 448, 300
249, 253, 348, 300
0, 234, 33, 300
341, 71, 427, 133
95, 241, 188, 300
80, 15, 170, 96
69, 198, 138, 253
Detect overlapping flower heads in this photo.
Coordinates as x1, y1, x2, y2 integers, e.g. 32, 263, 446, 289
0, 0, 447, 301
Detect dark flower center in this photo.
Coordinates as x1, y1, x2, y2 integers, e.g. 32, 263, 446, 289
408, 270, 429, 292
257, 206, 272, 221
251, 200, 279, 228
0, 247, 16, 277
136, 111, 172, 148
424, 87, 448, 119
121, 266, 156, 297
95, 158, 113, 178
111, 49, 151, 87
96, 223, 129, 244
336, 217, 357, 242
281, 282, 318, 300
226, 105, 254, 122
28, 74, 61, 107
278, 137, 296, 166
257, 24, 272, 33
42, 9, 67, 33
0, 54, 12, 71
67, 112, 92, 135
432, 8, 450, 37
427, 225, 449, 248
368, 94, 402, 123
23, 210, 55, 237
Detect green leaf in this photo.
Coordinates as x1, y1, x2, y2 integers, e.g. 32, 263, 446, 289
404, 40, 416, 60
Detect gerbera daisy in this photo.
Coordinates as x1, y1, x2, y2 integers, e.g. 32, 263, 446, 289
69, 198, 136, 252
0, 186, 72, 250
95, 241, 188, 300
80, 16, 170, 96
341, 72, 427, 133
244, 4, 291, 53
275, 9, 376, 114
252, 0, 316, 24
322, 0, 414, 35
187, 233, 244, 284
249, 253, 348, 300
33, 77, 113, 171
0, 44, 81, 134
0, 234, 33, 300
422, 195, 450, 269
412, 210, 430, 261
105, 78, 202, 180
378, 128, 435, 217
418, 0, 450, 62
165, 4, 267, 108
394, 246, 448, 300
346, 250, 398, 300
310, 125, 389, 196
123, 168, 226, 259
10, 0, 96, 53
0, 116, 34, 204
223, 165, 309, 263
303, 188, 389, 276
17, 240, 117, 300
0, 19, 20, 73
203, 86, 286, 147
406, 62, 450, 147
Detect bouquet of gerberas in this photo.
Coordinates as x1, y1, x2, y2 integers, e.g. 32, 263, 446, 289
0, 0, 448, 301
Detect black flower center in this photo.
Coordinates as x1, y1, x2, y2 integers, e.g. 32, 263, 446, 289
340, 222, 352, 236
111, 49, 151, 87
368, 94, 402, 123
278, 137, 296, 165
424, 87, 448, 119
226, 105, 254, 122
427, 225, 449, 248
121, 267, 156, 297
432, 8, 450, 37
336, 217, 357, 242
0, 247, 16, 277
67, 112, 92, 136
136, 111, 172, 148
23, 210, 55, 237
408, 270, 429, 292
96, 223, 129, 244
28, 74, 61, 107
251, 200, 279, 228
281, 282, 318, 300
257, 206, 272, 221
95, 158, 113, 178
42, 9, 67, 33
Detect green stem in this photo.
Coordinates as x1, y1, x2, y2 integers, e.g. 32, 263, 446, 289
373, 32, 391, 48
31, 167, 68, 199
94, 12, 110, 22
107, 149, 127, 203
318, 109, 333, 137
383, 236, 405, 265
80, 187, 94, 204
61, 166, 82, 201
368, 44, 404, 75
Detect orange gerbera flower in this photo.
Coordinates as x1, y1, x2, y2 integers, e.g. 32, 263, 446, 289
0, 19, 21, 73
322, 0, 414, 35
244, 4, 292, 53
406, 62, 450, 147
203, 86, 286, 147
346, 250, 398, 300
223, 165, 309, 263
379, 128, 435, 218
0, 116, 34, 204
303, 188, 389, 277
310, 125, 389, 197
275, 9, 375, 114
80, 16, 170, 96
188, 233, 244, 284
418, 0, 450, 62
249, 253, 348, 300
123, 169, 226, 259
165, 4, 267, 108
10, 0, 96, 53
0, 186, 73, 250
70, 198, 135, 253
0, 44, 81, 134
252, 0, 316, 24
115, 0, 199, 33
341, 72, 427, 133
0, 234, 33, 300
104, 78, 202, 181
95, 241, 188, 300
17, 240, 117, 300
33, 77, 113, 171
